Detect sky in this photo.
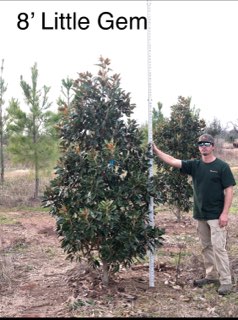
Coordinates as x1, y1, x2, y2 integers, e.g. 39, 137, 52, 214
0, 0, 238, 129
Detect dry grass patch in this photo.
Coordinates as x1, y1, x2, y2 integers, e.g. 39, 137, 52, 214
0, 170, 51, 208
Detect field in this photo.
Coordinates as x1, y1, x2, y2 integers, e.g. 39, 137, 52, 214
0, 148, 238, 317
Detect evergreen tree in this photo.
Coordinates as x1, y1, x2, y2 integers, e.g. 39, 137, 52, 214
153, 96, 206, 221
140, 101, 166, 147
43, 57, 164, 285
6, 63, 59, 198
205, 117, 222, 138
57, 77, 74, 109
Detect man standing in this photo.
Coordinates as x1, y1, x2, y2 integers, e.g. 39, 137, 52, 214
152, 133, 236, 295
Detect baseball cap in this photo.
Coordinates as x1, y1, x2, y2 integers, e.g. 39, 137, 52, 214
198, 134, 214, 144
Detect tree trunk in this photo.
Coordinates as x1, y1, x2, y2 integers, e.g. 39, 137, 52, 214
102, 260, 109, 286
33, 114, 39, 199
0, 59, 5, 185
34, 149, 39, 199
172, 206, 181, 222
34, 176, 39, 199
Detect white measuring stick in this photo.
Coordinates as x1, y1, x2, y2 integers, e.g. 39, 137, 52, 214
147, 0, 155, 288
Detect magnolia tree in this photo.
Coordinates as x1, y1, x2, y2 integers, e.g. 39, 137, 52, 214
153, 96, 206, 221
43, 57, 164, 285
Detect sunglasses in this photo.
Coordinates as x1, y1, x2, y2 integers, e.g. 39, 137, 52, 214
197, 141, 213, 147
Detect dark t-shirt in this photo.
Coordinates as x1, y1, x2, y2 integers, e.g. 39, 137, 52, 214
181, 158, 236, 220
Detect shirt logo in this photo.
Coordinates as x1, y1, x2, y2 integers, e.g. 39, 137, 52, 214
210, 170, 218, 173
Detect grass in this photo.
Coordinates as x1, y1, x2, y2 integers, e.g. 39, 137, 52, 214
0, 213, 17, 225
0, 169, 50, 209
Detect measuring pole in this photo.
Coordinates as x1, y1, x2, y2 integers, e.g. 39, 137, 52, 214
147, 0, 155, 288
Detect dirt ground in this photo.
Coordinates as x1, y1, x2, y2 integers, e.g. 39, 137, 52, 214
1, 208, 238, 318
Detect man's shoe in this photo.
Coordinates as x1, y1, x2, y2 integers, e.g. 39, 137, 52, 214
218, 284, 232, 295
193, 278, 219, 288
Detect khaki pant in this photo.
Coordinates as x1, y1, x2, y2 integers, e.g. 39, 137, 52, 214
196, 219, 232, 285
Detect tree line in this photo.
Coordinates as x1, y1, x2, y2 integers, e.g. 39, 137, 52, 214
1, 59, 237, 194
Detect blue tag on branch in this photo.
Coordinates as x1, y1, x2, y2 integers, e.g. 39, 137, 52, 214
108, 159, 115, 168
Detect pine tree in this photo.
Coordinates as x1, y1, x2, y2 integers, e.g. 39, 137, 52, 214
6, 63, 59, 198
